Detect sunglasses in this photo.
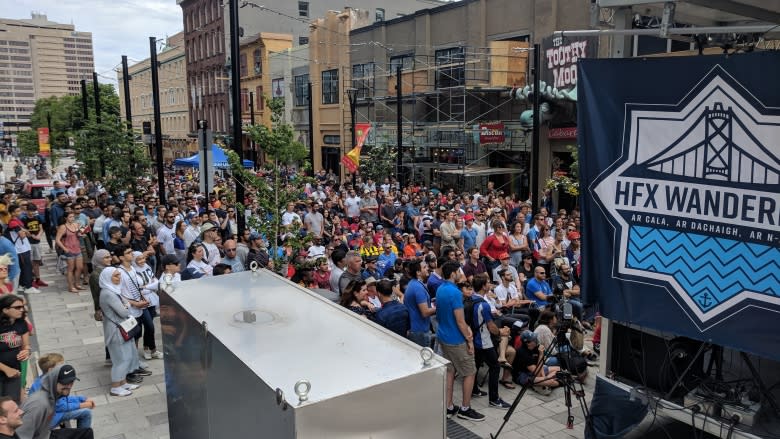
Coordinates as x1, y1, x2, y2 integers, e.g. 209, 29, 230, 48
9, 305, 25, 310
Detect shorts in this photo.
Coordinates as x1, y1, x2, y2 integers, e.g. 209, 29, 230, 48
518, 366, 550, 386
439, 342, 477, 377
64, 252, 82, 260
30, 243, 41, 261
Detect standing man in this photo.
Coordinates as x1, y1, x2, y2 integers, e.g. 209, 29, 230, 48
22, 204, 46, 289
0, 395, 23, 439
7, 205, 39, 294
403, 260, 435, 348
436, 261, 484, 422
155, 211, 176, 256
199, 223, 221, 267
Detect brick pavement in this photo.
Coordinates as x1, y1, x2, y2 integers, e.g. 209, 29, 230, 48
27, 250, 169, 439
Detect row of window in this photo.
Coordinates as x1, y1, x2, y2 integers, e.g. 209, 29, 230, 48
136, 87, 186, 109
185, 0, 222, 33
239, 87, 265, 112
188, 31, 223, 63
0, 84, 32, 90
0, 63, 31, 69
190, 103, 227, 133
0, 70, 32, 77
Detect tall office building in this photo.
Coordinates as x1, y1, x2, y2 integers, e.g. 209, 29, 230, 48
0, 13, 95, 127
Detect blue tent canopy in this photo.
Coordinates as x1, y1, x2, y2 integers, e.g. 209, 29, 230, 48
173, 145, 253, 169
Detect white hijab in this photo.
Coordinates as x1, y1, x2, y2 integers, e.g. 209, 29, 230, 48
99, 267, 122, 295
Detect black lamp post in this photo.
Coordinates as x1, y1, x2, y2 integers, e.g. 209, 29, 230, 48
346, 87, 358, 188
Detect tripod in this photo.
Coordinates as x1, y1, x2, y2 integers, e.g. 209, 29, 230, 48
491, 322, 594, 439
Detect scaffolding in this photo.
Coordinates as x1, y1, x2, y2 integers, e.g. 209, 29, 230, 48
342, 41, 533, 194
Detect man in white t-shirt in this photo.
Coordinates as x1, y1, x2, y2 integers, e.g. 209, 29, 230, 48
494, 268, 522, 309
281, 202, 301, 228
200, 223, 221, 267
155, 211, 177, 255
344, 189, 361, 220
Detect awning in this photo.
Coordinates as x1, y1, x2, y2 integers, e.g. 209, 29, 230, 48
438, 166, 525, 177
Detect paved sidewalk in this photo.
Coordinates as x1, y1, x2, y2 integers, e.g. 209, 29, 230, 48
26, 250, 169, 439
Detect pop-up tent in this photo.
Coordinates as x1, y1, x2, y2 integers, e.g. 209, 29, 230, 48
173, 145, 253, 169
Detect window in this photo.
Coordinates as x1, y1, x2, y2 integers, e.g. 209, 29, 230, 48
253, 49, 262, 75
352, 63, 374, 99
239, 53, 247, 77
241, 88, 248, 112
321, 69, 338, 104
298, 36, 309, 46
323, 135, 341, 145
294, 74, 309, 107
389, 54, 414, 72
298, 1, 309, 17
271, 78, 285, 99
375, 8, 385, 22
435, 47, 465, 88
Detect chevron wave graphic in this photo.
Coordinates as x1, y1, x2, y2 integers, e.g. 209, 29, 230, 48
626, 226, 780, 314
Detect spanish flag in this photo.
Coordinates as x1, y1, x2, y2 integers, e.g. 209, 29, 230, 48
341, 123, 371, 174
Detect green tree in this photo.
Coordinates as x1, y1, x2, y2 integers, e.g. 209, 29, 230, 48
228, 97, 313, 271
359, 143, 397, 183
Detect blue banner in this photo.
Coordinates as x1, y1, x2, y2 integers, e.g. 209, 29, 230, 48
579, 52, 780, 361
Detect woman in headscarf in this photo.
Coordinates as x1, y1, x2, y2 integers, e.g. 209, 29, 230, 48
89, 249, 112, 321
131, 252, 163, 361
99, 267, 141, 397
90, 249, 113, 365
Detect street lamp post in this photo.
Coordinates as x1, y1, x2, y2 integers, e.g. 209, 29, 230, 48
346, 87, 357, 188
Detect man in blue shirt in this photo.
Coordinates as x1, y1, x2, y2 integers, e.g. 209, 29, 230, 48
374, 279, 409, 337
375, 243, 397, 277
436, 260, 485, 422
403, 260, 435, 348
526, 265, 552, 308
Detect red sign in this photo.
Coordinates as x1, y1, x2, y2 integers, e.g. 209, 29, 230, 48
548, 126, 577, 140
479, 123, 505, 144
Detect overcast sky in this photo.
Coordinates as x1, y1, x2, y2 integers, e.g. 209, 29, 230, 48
11, 0, 183, 88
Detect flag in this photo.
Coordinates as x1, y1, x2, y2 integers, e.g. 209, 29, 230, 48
341, 123, 371, 173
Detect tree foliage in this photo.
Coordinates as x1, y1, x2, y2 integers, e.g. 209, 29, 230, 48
359, 143, 397, 183
228, 96, 313, 270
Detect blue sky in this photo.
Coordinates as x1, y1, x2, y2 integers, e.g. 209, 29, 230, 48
11, 0, 183, 86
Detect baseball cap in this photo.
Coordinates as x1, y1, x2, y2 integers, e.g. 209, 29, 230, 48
57, 365, 80, 384
463, 214, 474, 221
200, 223, 216, 234
498, 252, 510, 260
364, 276, 377, 285
249, 231, 262, 241
567, 231, 581, 241
520, 330, 538, 344
181, 267, 205, 280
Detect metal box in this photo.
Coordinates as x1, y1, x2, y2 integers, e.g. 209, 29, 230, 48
159, 270, 448, 438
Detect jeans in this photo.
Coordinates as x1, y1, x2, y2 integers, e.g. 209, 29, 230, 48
56, 408, 93, 429
135, 308, 156, 351
407, 331, 433, 349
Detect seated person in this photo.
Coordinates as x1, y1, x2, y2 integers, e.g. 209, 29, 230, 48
29, 357, 95, 430
512, 330, 560, 396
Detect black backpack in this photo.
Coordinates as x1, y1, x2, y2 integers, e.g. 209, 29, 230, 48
463, 295, 487, 333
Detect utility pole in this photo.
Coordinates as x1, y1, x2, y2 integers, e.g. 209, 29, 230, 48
150, 37, 166, 205
531, 43, 541, 211
80, 80, 88, 122
396, 65, 403, 189
249, 91, 255, 169
307, 82, 314, 171
228, 0, 245, 234
346, 88, 357, 188
121, 55, 133, 131
93, 72, 105, 176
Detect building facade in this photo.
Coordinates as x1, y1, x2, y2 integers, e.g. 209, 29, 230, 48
177, 0, 443, 140
238, 32, 292, 165
117, 32, 192, 161
268, 44, 310, 154
344, 0, 592, 196
0, 13, 94, 129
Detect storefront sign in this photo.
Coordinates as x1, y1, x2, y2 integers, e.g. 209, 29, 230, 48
549, 126, 578, 139
479, 122, 505, 144
543, 35, 598, 91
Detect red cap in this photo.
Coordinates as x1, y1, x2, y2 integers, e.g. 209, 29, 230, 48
567, 231, 581, 240
498, 252, 510, 260
463, 214, 474, 221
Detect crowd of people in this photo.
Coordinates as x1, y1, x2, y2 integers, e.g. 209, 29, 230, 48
0, 158, 600, 433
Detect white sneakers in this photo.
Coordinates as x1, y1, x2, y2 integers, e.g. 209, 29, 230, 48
143, 349, 164, 360
122, 383, 141, 391
110, 387, 132, 397
22, 287, 42, 294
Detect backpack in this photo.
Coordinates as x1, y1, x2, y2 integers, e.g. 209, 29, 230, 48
463, 295, 487, 333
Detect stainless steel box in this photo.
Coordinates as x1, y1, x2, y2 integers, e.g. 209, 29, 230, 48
159, 270, 448, 438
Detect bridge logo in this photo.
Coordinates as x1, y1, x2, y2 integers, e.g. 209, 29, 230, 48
590, 65, 780, 329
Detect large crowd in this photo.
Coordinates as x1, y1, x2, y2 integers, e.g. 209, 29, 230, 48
0, 157, 600, 436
